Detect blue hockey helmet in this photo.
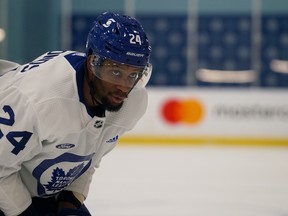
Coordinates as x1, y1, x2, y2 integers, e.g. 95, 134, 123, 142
86, 12, 152, 68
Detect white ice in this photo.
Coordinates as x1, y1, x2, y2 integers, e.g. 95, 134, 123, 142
85, 145, 288, 216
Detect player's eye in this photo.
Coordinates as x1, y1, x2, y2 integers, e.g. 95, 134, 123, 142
128, 72, 138, 79
111, 70, 121, 77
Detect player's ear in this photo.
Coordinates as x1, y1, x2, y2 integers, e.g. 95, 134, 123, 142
86, 55, 94, 79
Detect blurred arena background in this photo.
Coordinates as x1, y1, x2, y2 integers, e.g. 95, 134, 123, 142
1, 0, 288, 215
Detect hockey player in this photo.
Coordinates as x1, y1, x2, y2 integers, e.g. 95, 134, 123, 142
0, 11, 152, 216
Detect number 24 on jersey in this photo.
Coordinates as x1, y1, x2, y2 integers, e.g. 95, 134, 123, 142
0, 105, 32, 155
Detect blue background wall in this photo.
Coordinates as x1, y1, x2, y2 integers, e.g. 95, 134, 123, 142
2, 0, 288, 87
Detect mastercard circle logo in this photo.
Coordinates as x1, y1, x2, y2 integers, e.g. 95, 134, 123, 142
161, 98, 204, 124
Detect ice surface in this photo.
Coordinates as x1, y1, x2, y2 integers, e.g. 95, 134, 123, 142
86, 145, 288, 216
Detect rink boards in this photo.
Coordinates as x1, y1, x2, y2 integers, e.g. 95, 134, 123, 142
121, 88, 288, 146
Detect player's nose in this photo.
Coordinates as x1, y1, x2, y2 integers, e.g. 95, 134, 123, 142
116, 84, 130, 94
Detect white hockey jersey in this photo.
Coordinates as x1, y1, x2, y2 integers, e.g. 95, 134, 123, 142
0, 51, 148, 216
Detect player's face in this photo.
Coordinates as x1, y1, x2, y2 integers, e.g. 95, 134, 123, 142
88, 59, 142, 112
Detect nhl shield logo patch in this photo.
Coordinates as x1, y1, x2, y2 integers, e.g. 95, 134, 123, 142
94, 120, 103, 128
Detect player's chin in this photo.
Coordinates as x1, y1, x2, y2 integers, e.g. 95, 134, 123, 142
102, 97, 124, 112
106, 102, 123, 112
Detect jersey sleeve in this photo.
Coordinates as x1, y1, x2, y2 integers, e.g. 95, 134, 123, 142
0, 59, 20, 76
0, 86, 42, 215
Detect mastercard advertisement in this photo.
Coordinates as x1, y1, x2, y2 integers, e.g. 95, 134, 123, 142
122, 88, 288, 145
161, 98, 204, 125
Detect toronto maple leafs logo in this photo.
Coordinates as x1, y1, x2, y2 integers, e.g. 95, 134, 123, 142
32, 153, 94, 196
43, 163, 84, 193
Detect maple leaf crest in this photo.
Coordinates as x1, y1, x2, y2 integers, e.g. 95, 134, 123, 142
44, 163, 85, 193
